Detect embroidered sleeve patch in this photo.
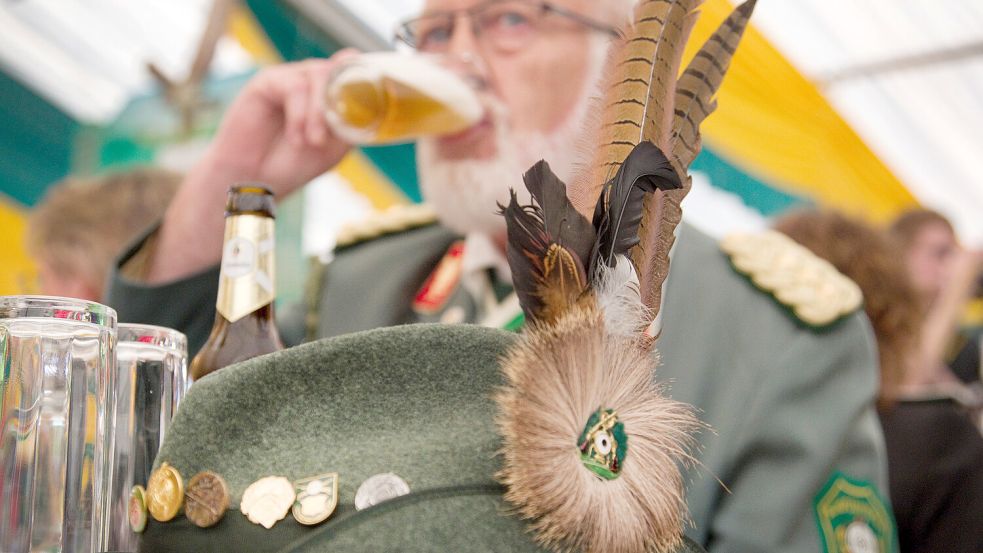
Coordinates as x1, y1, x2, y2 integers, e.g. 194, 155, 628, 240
814, 472, 897, 553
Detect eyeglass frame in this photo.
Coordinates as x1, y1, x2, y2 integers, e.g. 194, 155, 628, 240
394, 0, 620, 53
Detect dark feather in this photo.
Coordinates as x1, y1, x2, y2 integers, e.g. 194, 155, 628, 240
523, 161, 595, 264
502, 191, 549, 321
590, 141, 681, 272
501, 190, 589, 324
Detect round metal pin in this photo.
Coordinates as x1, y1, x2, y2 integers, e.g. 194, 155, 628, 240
354, 473, 410, 511
129, 485, 148, 533
185, 471, 230, 528
146, 462, 184, 522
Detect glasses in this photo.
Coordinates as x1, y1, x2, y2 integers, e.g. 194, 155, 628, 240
395, 0, 619, 54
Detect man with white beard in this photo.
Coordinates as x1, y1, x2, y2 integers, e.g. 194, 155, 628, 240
107, 1, 895, 551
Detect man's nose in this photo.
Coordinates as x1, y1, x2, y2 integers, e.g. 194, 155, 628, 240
446, 13, 481, 60
444, 14, 490, 92
444, 51, 490, 92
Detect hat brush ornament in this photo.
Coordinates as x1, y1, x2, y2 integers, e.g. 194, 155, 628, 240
495, 1, 757, 552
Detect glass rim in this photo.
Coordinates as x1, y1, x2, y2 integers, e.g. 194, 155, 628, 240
0, 294, 117, 328
118, 322, 187, 351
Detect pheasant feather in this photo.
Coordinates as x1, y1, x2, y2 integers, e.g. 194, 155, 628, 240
671, 0, 757, 170
569, 0, 702, 216
633, 0, 757, 326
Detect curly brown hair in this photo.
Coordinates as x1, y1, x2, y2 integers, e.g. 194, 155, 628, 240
888, 208, 955, 252
775, 210, 923, 407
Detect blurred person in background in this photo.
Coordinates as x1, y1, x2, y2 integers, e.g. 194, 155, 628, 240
25, 167, 181, 302
777, 209, 983, 553
105, 1, 894, 550
890, 209, 983, 390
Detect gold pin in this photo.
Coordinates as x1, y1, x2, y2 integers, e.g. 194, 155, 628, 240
146, 462, 184, 522
240, 476, 295, 529
292, 473, 339, 526
185, 471, 230, 528
129, 485, 148, 533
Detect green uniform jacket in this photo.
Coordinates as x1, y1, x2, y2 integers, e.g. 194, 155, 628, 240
108, 221, 893, 553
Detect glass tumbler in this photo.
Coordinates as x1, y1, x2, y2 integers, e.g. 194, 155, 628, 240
101, 323, 188, 552
323, 52, 484, 145
0, 295, 117, 553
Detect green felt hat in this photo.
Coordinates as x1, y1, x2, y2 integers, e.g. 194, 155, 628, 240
138, 324, 704, 553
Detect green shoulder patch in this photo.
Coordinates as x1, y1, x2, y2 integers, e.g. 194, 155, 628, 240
720, 230, 863, 329
814, 472, 897, 553
335, 203, 438, 248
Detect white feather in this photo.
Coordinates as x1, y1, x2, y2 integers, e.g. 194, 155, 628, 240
594, 255, 651, 337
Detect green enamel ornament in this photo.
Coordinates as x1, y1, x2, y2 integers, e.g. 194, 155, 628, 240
577, 408, 627, 480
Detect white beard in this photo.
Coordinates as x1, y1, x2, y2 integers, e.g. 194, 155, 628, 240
417, 37, 608, 237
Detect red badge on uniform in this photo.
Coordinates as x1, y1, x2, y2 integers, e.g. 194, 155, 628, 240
413, 241, 465, 315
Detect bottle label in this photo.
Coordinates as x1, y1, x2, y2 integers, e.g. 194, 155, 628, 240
216, 214, 275, 323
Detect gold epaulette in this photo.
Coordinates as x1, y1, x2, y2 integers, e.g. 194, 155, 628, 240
335, 204, 438, 248
720, 230, 863, 328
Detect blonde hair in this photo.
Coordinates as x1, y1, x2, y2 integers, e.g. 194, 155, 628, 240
775, 210, 923, 407
26, 167, 181, 293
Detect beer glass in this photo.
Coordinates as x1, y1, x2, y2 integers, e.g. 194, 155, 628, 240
0, 295, 116, 553
323, 52, 484, 145
102, 323, 188, 552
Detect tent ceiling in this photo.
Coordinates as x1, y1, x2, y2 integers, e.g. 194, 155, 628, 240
1, 0, 979, 241
750, 0, 983, 242
0, 0, 253, 123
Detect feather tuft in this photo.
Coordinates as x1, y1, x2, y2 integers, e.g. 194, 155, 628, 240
497, 306, 699, 553
497, 4, 757, 551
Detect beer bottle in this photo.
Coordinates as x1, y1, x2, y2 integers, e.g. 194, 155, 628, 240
190, 185, 284, 380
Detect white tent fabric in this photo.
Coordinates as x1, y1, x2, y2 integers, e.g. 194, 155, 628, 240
750, 0, 983, 243
1, 0, 979, 242
0, 0, 252, 123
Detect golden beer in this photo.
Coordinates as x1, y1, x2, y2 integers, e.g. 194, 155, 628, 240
323, 53, 483, 145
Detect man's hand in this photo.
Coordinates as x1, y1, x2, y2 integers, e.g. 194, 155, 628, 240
147, 53, 357, 283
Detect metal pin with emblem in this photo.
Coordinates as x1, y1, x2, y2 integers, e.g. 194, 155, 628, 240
146, 462, 184, 522
354, 473, 410, 511
292, 472, 339, 525
185, 471, 230, 528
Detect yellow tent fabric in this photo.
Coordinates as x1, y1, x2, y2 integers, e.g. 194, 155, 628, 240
687, 0, 918, 223
0, 198, 37, 295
